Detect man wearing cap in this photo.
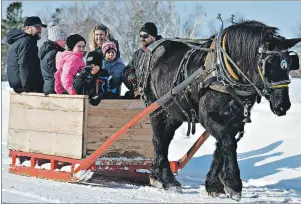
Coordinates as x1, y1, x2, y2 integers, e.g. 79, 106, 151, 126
39, 22, 68, 95
123, 22, 162, 98
6, 16, 46, 93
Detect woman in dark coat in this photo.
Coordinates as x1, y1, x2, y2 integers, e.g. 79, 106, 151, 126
38, 22, 67, 95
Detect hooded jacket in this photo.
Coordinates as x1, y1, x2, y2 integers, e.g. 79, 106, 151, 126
39, 40, 65, 95
102, 58, 124, 97
54, 51, 85, 95
6, 28, 44, 93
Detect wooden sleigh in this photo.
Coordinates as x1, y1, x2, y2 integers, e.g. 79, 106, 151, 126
7, 70, 209, 184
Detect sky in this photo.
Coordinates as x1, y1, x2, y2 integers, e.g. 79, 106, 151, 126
1, 1, 301, 38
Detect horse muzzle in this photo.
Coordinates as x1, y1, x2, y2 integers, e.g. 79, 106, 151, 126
269, 88, 291, 116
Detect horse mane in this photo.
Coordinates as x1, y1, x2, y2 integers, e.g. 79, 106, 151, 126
222, 20, 280, 81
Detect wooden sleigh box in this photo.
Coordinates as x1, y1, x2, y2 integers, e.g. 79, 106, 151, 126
7, 91, 154, 160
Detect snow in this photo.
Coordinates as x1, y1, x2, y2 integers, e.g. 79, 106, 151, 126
1, 80, 301, 203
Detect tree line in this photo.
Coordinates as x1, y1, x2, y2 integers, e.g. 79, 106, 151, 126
1, 1, 300, 81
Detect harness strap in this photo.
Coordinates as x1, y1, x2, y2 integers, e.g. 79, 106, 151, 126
222, 33, 239, 80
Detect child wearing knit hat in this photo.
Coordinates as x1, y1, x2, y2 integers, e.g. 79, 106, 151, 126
73, 51, 117, 106
101, 41, 125, 98
39, 22, 68, 95
54, 34, 86, 95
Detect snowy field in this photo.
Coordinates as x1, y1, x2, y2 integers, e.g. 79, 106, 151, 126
1, 80, 301, 203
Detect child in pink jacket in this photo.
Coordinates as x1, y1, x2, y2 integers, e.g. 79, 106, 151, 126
54, 34, 86, 95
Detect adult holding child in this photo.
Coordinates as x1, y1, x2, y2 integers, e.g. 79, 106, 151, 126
73, 51, 117, 106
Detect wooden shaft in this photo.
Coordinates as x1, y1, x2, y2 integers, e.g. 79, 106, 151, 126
177, 130, 210, 170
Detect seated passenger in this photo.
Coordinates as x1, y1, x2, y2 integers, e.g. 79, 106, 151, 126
54, 34, 86, 95
88, 23, 120, 58
73, 51, 117, 106
102, 41, 125, 98
39, 22, 67, 95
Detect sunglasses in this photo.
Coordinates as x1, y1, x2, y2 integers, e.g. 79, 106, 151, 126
140, 34, 149, 39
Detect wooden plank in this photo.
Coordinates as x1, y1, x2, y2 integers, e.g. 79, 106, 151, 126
9, 91, 88, 99
88, 99, 146, 110
86, 140, 154, 158
10, 93, 85, 112
9, 106, 84, 136
82, 98, 88, 158
87, 109, 142, 117
8, 129, 83, 159
86, 128, 153, 142
85, 127, 154, 159
84, 100, 154, 159
86, 115, 151, 129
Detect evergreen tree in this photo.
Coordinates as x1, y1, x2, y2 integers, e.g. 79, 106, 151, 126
1, 2, 25, 81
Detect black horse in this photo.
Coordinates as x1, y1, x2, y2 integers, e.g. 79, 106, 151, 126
136, 20, 300, 201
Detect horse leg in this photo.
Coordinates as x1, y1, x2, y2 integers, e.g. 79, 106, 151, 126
200, 95, 243, 201
149, 111, 183, 193
205, 141, 225, 197
218, 133, 242, 201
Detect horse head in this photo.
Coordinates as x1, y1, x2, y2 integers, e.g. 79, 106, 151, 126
224, 21, 301, 116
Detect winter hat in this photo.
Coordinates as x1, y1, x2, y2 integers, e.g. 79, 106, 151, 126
24, 16, 47, 27
66, 34, 86, 50
102, 41, 117, 55
86, 51, 103, 66
47, 22, 68, 42
140, 22, 157, 37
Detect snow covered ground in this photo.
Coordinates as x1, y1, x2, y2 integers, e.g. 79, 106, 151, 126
1, 80, 301, 203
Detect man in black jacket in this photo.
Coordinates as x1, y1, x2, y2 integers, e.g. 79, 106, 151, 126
123, 22, 162, 97
6, 16, 46, 93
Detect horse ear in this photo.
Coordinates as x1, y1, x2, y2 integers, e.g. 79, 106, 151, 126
282, 38, 301, 50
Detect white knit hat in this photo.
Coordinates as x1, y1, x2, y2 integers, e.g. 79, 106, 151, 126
47, 22, 68, 42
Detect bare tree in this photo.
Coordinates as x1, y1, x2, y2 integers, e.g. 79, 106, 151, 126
89, 1, 208, 61
36, 1, 208, 62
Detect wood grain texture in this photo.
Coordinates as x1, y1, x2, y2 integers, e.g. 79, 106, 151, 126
9, 106, 84, 136
10, 93, 86, 112
8, 129, 83, 159
8, 92, 85, 159
85, 101, 155, 159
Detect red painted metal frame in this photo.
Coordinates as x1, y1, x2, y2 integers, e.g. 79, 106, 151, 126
9, 150, 152, 183
9, 150, 83, 182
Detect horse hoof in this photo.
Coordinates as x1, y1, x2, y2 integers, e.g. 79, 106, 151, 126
166, 185, 183, 193
149, 176, 163, 189
224, 185, 242, 201
208, 192, 220, 197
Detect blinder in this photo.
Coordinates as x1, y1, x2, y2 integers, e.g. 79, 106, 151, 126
257, 47, 291, 98
289, 52, 300, 71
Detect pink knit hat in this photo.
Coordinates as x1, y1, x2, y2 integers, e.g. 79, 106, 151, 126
102, 41, 117, 55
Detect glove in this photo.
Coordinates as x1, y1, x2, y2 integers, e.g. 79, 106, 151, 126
98, 68, 109, 77
133, 87, 140, 98
89, 94, 103, 106
80, 66, 92, 79
127, 73, 137, 85
124, 87, 140, 99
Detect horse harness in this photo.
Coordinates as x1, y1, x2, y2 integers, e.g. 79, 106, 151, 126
136, 32, 293, 141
